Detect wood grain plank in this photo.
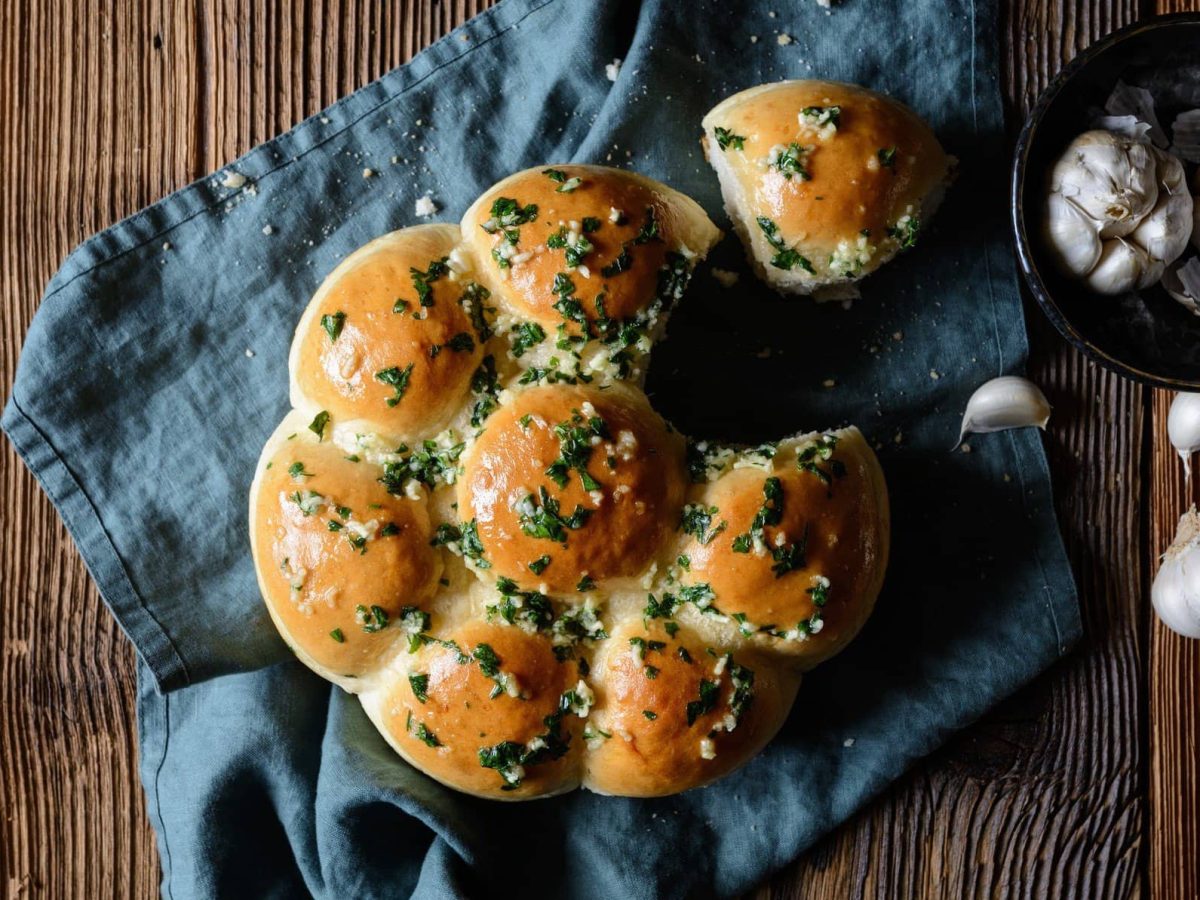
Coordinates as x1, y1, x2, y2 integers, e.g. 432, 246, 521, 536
1148, 388, 1200, 900
1, 1, 1191, 898
0, 2, 199, 896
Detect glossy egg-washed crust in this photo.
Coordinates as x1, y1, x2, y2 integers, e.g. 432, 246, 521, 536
250, 159, 891, 800
701, 80, 950, 295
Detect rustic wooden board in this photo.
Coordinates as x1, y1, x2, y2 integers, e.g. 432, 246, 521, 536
1, 1, 1194, 898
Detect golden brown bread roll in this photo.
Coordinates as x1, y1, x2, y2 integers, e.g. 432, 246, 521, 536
289, 224, 483, 443
701, 80, 950, 298
249, 159, 890, 800
249, 412, 441, 684
456, 382, 687, 593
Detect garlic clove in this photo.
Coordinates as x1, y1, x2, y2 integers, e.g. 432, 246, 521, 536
1083, 238, 1149, 295
1051, 130, 1158, 238
1130, 151, 1194, 267
1043, 193, 1103, 278
957, 376, 1051, 447
1167, 391, 1200, 477
1151, 506, 1200, 639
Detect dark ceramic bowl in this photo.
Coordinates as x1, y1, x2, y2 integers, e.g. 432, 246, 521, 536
1012, 14, 1200, 390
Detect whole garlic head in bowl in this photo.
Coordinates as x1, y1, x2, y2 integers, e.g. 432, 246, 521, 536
1042, 129, 1193, 294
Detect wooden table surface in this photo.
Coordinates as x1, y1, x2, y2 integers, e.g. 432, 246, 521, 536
3, 1, 1199, 897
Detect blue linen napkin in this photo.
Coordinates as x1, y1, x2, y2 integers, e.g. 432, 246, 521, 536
4, 0, 1080, 896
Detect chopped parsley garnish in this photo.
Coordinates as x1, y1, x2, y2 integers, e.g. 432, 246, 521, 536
542, 168, 568, 183
528, 554, 552, 575
677, 646, 692, 663
877, 146, 897, 169
600, 244, 632, 278
327, 520, 343, 532
629, 636, 667, 657
330, 628, 345, 643
642, 709, 658, 720
769, 524, 809, 578
727, 657, 755, 722
510, 321, 547, 358
406, 711, 441, 747
714, 126, 746, 151
308, 410, 330, 440
481, 197, 538, 233
469, 355, 499, 428
633, 207, 661, 245
477, 711, 570, 789
515, 486, 592, 544
807, 576, 831, 608
393, 298, 410, 314
427, 518, 490, 570
545, 408, 609, 491
288, 461, 313, 479
377, 439, 466, 494
581, 216, 602, 233
644, 592, 681, 621
289, 490, 325, 515
645, 665, 660, 679
320, 311, 346, 341
678, 583, 716, 611
887, 216, 920, 250
768, 142, 812, 181
547, 229, 594, 268
409, 258, 449, 308
355, 604, 389, 633
460, 281, 494, 341
757, 216, 814, 272
472, 642, 518, 699
409, 673, 429, 703
686, 679, 720, 726
490, 577, 554, 631
801, 105, 841, 128
380, 523, 400, 537
680, 504, 727, 545
796, 433, 846, 487
576, 574, 596, 592
446, 332, 475, 353
375, 363, 415, 407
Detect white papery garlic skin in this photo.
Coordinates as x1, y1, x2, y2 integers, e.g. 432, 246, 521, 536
957, 376, 1051, 446
1151, 506, 1200, 639
1043, 130, 1193, 294
1168, 392, 1200, 477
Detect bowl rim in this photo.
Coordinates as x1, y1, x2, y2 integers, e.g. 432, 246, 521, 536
1011, 12, 1200, 391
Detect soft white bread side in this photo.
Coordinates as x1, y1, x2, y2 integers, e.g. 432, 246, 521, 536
702, 80, 950, 298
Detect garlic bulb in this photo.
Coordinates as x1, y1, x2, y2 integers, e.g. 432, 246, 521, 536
1050, 130, 1158, 237
1168, 391, 1200, 476
957, 376, 1051, 446
1151, 506, 1200, 639
1043, 130, 1193, 294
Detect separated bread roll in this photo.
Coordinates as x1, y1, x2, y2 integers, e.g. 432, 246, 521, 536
250, 161, 890, 800
702, 80, 951, 298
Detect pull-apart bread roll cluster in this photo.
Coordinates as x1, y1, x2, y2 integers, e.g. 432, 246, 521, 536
702, 80, 951, 298
251, 155, 891, 799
